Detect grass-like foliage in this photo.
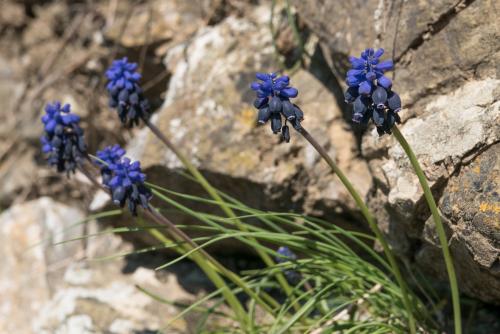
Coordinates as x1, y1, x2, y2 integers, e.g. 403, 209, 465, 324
57, 174, 439, 333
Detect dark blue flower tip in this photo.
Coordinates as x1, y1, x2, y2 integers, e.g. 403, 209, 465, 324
348, 88, 401, 135
106, 57, 150, 127
346, 48, 394, 95
372, 87, 388, 109
40, 101, 87, 174
250, 72, 302, 141
282, 125, 290, 143
271, 113, 282, 134
98, 148, 152, 216
257, 106, 271, 124
387, 91, 402, 112
344, 87, 359, 103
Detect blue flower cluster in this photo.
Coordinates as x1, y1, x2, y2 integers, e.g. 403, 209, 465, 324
106, 58, 150, 127
95, 145, 152, 215
250, 73, 303, 142
344, 48, 401, 135
41, 102, 86, 174
275, 246, 301, 284
96, 144, 126, 186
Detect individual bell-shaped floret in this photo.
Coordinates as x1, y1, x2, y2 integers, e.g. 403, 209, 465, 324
372, 86, 388, 109
353, 96, 370, 123
271, 114, 282, 133
282, 125, 290, 142
269, 96, 283, 113
344, 87, 359, 103
372, 108, 385, 127
377, 75, 392, 89
281, 100, 296, 120
387, 91, 402, 112
112, 186, 127, 206
257, 106, 271, 124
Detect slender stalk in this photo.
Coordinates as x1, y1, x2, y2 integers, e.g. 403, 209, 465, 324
142, 209, 251, 327
296, 126, 417, 334
144, 206, 279, 314
77, 164, 249, 325
392, 125, 461, 334
80, 162, 280, 313
143, 117, 299, 310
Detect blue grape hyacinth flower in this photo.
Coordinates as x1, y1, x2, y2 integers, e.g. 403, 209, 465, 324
344, 48, 401, 136
275, 246, 301, 284
106, 57, 150, 127
346, 48, 393, 94
95, 144, 126, 186
96, 145, 152, 215
40, 102, 86, 174
250, 72, 304, 142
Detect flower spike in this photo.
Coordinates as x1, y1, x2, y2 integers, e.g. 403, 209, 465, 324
40, 102, 86, 174
344, 48, 401, 135
106, 57, 150, 127
250, 72, 302, 142
95, 145, 152, 215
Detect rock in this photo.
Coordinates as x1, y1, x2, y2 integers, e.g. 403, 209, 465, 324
104, 0, 208, 48
368, 79, 499, 300
416, 142, 500, 303
34, 272, 189, 334
378, 79, 499, 217
0, 198, 85, 334
0, 54, 28, 206
0, 1, 25, 28
127, 4, 372, 241
290, 0, 500, 302
0, 197, 220, 333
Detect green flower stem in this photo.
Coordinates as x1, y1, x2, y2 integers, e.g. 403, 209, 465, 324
144, 117, 300, 312
297, 126, 417, 334
392, 125, 461, 334
77, 164, 250, 326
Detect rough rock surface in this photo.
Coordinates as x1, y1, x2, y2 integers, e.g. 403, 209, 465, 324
0, 198, 84, 333
417, 142, 500, 304
0, 197, 224, 333
291, 0, 500, 302
127, 5, 372, 234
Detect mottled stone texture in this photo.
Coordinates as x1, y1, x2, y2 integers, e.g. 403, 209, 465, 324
291, 0, 499, 302
417, 143, 500, 304
128, 6, 373, 237
0, 198, 211, 333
